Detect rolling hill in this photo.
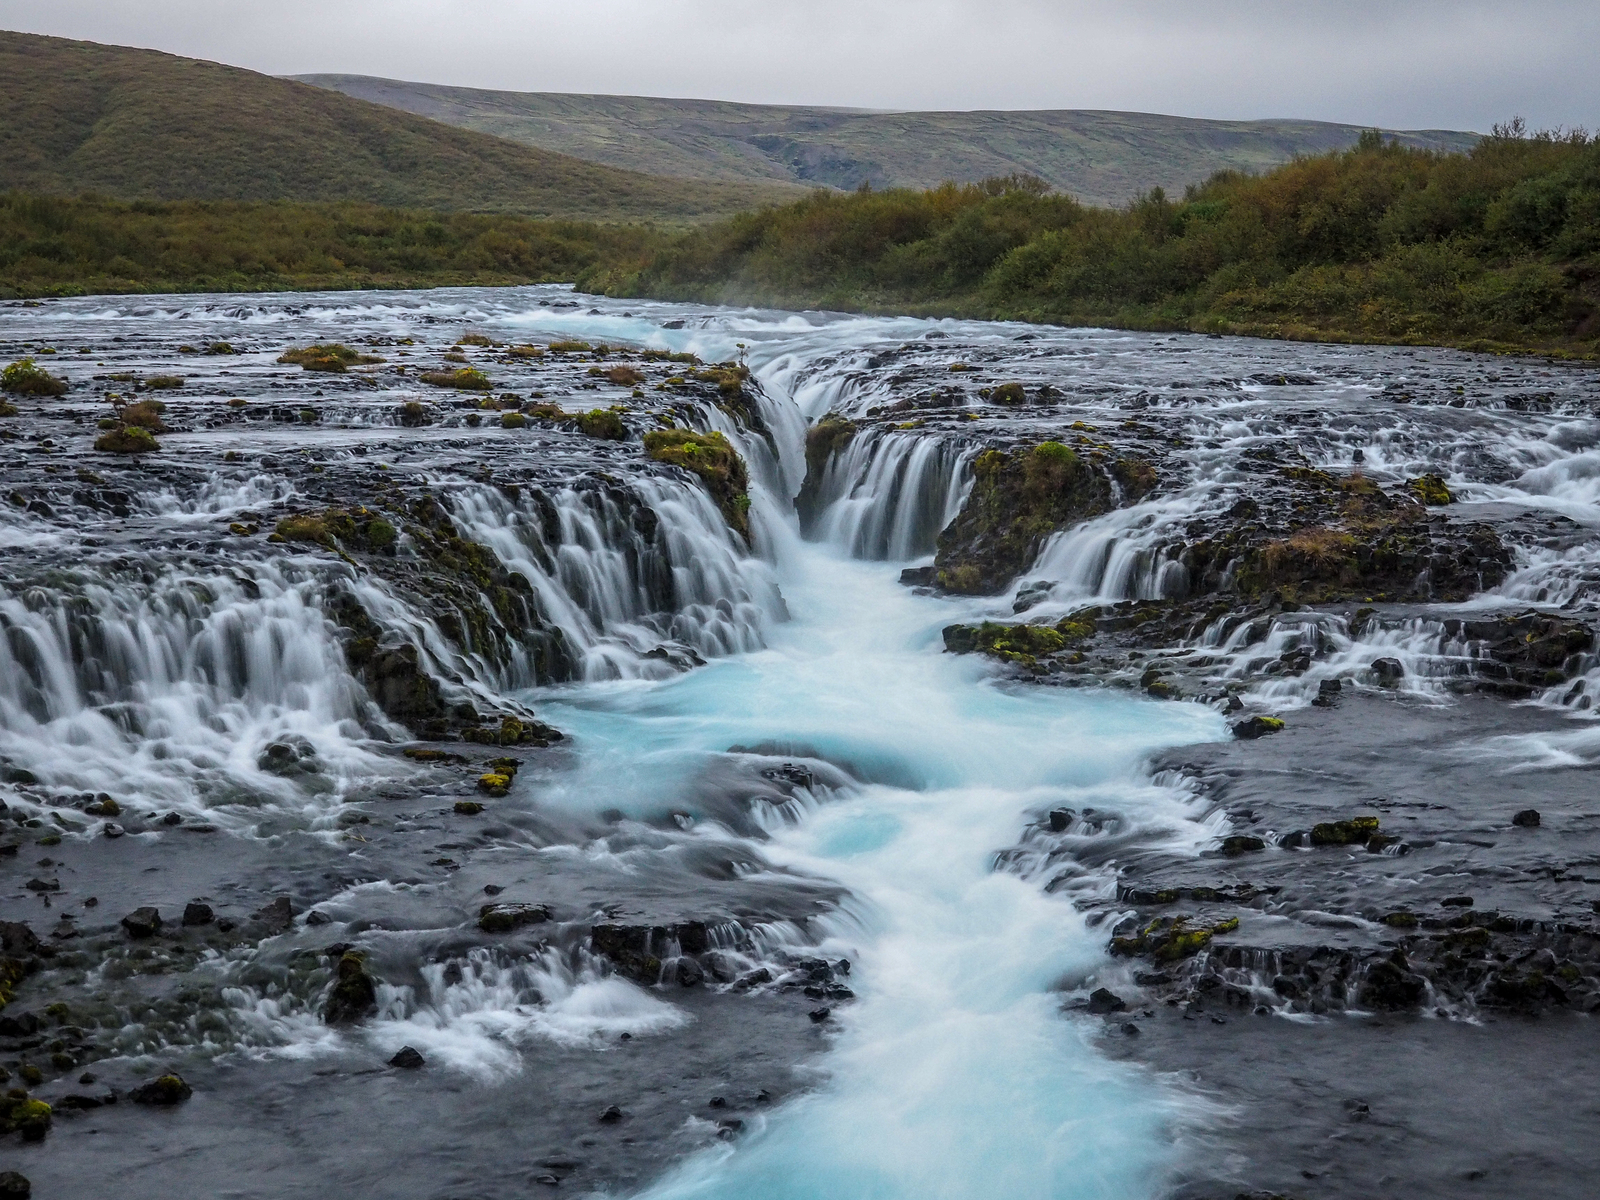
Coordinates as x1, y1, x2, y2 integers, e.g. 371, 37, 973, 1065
296, 75, 1482, 207
0, 31, 801, 222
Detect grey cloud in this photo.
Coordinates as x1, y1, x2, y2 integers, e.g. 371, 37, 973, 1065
3, 0, 1596, 131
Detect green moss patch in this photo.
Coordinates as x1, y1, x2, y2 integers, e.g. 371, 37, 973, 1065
643, 428, 751, 536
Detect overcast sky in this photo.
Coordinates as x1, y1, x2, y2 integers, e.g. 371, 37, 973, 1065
5, 0, 1597, 132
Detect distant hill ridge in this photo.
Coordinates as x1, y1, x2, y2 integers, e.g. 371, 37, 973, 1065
295, 74, 1481, 207
0, 31, 800, 222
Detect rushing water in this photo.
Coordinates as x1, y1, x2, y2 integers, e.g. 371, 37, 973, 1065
7, 285, 1600, 1197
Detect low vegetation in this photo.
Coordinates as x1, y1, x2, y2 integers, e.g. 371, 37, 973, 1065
583, 125, 1600, 357
419, 366, 492, 390
0, 192, 666, 299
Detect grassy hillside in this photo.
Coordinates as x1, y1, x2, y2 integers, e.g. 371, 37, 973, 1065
298, 74, 1479, 207
0, 192, 668, 298
0, 31, 799, 223
579, 129, 1600, 358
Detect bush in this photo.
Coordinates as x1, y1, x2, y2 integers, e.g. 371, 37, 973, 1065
120, 400, 169, 431
94, 424, 159, 453
456, 333, 494, 347
604, 365, 645, 386
547, 340, 592, 352
142, 375, 184, 391
2, 357, 67, 395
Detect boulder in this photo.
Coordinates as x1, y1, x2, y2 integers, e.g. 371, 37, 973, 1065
1232, 715, 1285, 739
478, 903, 550, 933
1087, 987, 1128, 1014
1512, 808, 1541, 827
120, 907, 162, 939
181, 902, 214, 926
323, 952, 378, 1025
129, 1073, 192, 1105
389, 1046, 425, 1069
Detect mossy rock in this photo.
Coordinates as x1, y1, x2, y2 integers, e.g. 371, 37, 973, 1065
934, 441, 1155, 594
454, 800, 485, 815
478, 773, 511, 796
1231, 715, 1284, 739
642, 429, 751, 536
989, 382, 1027, 405
479, 903, 550, 933
129, 1073, 193, 1105
420, 367, 492, 390
278, 344, 381, 372
1309, 815, 1380, 845
93, 425, 158, 454
1407, 473, 1453, 505
1, 358, 67, 396
576, 408, 628, 440
942, 620, 1066, 666
323, 953, 377, 1025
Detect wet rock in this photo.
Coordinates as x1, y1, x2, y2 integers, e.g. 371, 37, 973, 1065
0, 1171, 29, 1198
1047, 808, 1074, 832
1220, 835, 1266, 855
129, 1073, 192, 1105
1309, 816, 1380, 846
389, 1046, 425, 1069
1442, 895, 1474, 907
675, 958, 706, 987
454, 800, 486, 815
1231, 716, 1284, 740
256, 737, 320, 776
305, 910, 333, 925
181, 902, 213, 927
254, 896, 295, 931
1120, 1021, 1141, 1036
597, 1104, 623, 1123
478, 903, 550, 933
1087, 987, 1128, 1014
0, 1011, 40, 1037
3, 1096, 51, 1142
590, 921, 710, 983
1512, 808, 1541, 827
808, 1007, 831, 1022
102, 822, 124, 838
323, 952, 378, 1025
1371, 657, 1405, 685
120, 907, 162, 939
1359, 959, 1426, 1010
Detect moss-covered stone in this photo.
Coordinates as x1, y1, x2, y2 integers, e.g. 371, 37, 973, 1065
935, 441, 1157, 594
576, 408, 628, 440
1, 358, 67, 396
129, 1073, 193, 1105
323, 952, 377, 1025
643, 428, 751, 536
93, 425, 158, 453
1407, 473, 1453, 505
419, 367, 491, 390
278, 344, 381, 372
1309, 816, 1381, 845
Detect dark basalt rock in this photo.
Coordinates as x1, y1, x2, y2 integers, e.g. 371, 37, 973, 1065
1512, 808, 1541, 827
1359, 958, 1426, 1009
1370, 656, 1405, 685
1220, 835, 1266, 856
253, 896, 295, 932
129, 1073, 192, 1105
478, 903, 550, 933
0, 1172, 29, 1198
934, 441, 1155, 595
590, 921, 711, 984
120, 907, 161, 939
1231, 716, 1284, 740
323, 952, 378, 1025
389, 1046, 425, 1069
181, 902, 214, 926
1087, 987, 1128, 1014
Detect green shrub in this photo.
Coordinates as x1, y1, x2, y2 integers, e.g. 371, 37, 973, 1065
120, 400, 168, 431
143, 375, 184, 390
2, 357, 67, 396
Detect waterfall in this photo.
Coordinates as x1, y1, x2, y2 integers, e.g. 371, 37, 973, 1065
804, 430, 975, 560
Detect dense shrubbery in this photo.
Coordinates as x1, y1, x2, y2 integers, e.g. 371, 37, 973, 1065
582, 128, 1600, 355
0, 193, 665, 298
